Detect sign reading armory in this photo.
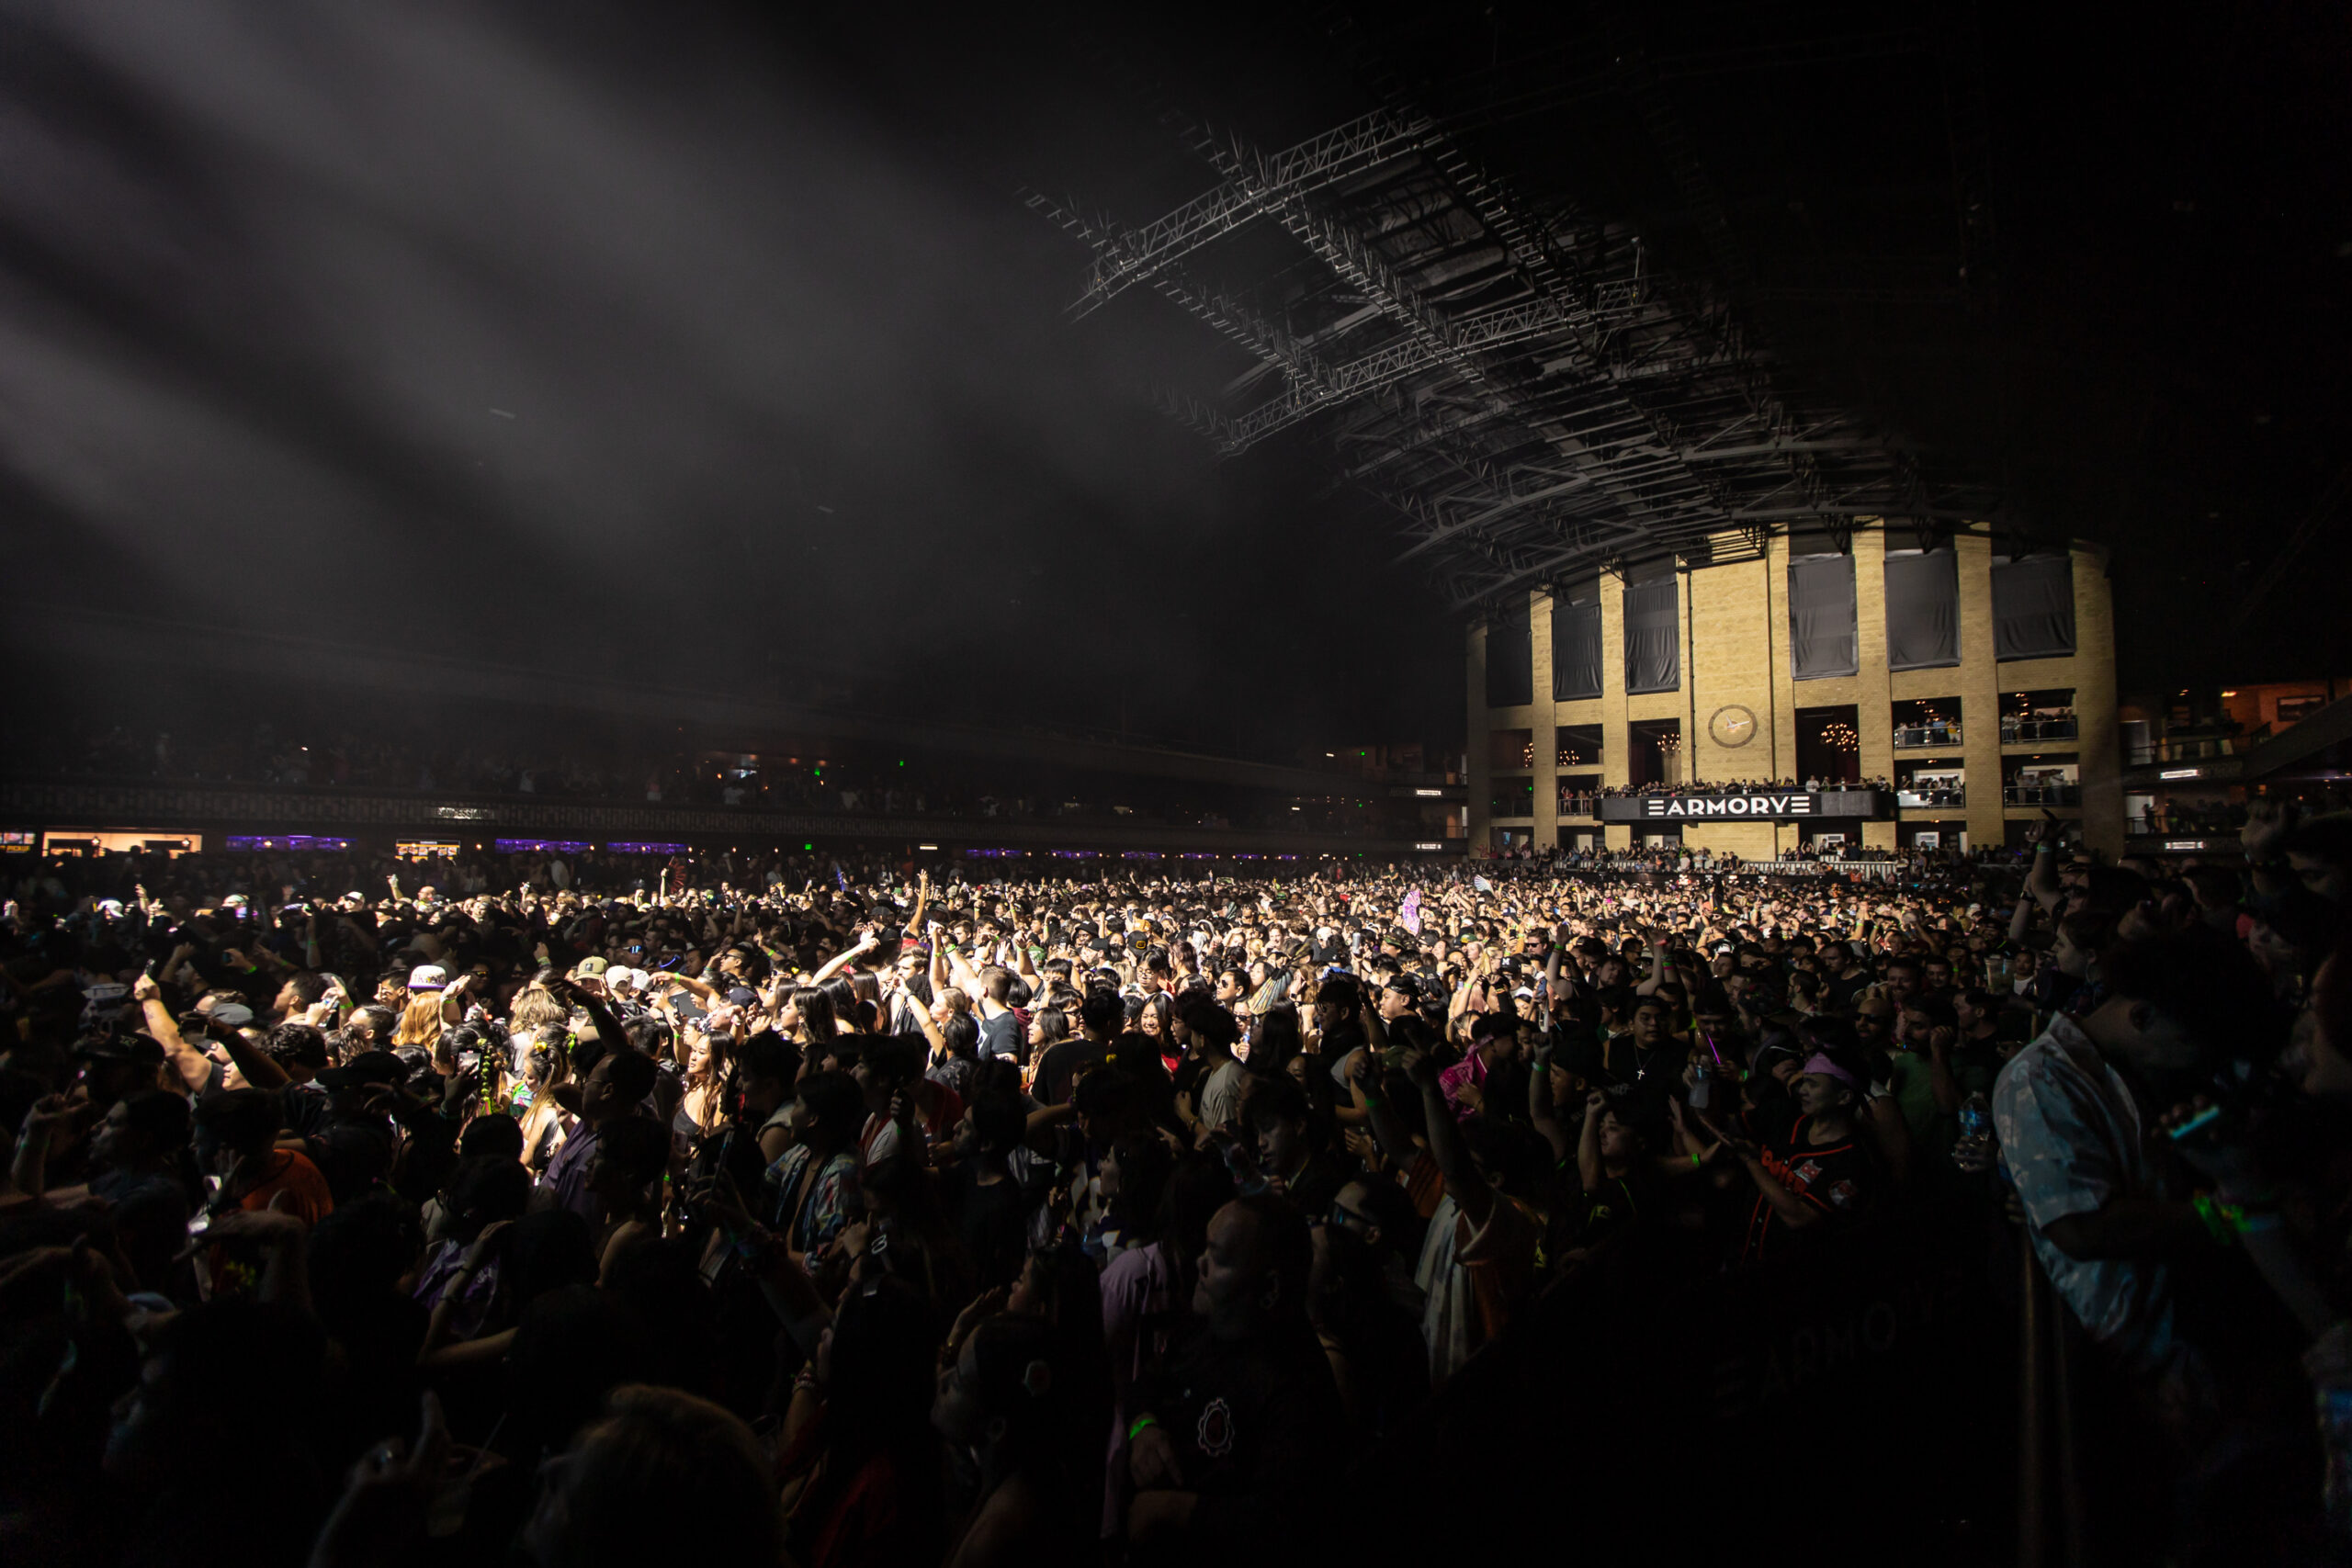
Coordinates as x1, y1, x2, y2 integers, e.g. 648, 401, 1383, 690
1599, 790, 1891, 823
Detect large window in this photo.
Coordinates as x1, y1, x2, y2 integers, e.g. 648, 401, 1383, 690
1488, 728, 1534, 772
1555, 724, 1603, 770
1489, 779, 1536, 819
1628, 718, 1683, 788
2001, 689, 2077, 743
1892, 696, 1962, 750
1795, 705, 1860, 785
2004, 756, 2080, 806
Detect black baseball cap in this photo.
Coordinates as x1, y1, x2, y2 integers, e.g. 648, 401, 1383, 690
74, 1031, 165, 1067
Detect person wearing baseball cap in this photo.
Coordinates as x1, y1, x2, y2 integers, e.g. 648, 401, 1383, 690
1702, 1043, 1879, 1265
72, 1032, 169, 1124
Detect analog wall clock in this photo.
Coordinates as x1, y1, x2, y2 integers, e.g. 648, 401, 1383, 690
1708, 704, 1758, 748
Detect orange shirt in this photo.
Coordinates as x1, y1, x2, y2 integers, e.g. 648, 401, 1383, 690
238, 1148, 334, 1227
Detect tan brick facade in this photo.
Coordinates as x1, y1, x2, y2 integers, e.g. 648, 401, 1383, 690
1467, 525, 2122, 860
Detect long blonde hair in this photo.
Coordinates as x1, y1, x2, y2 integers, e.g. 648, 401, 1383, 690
392, 995, 445, 1048
510, 985, 568, 1032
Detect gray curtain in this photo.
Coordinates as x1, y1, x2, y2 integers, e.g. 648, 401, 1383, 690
1993, 556, 2075, 660
1883, 549, 1960, 671
1485, 605, 1532, 707
1623, 579, 1679, 694
1787, 554, 1859, 680
1552, 597, 1602, 700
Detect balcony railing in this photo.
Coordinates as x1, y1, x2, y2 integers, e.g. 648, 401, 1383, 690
2001, 716, 2079, 743
1557, 792, 1599, 818
1896, 787, 1966, 808
1893, 723, 1962, 750
2005, 783, 2082, 807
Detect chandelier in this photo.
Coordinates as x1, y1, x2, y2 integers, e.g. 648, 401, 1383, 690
1822, 722, 1860, 753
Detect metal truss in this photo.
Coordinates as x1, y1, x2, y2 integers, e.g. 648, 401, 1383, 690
1028, 16, 1999, 619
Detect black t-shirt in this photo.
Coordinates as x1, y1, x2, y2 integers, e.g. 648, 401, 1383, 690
947, 1164, 1030, 1292
1824, 968, 1872, 1009
1597, 1034, 1687, 1097
1135, 1318, 1345, 1564
978, 1010, 1022, 1064
1035, 1038, 1109, 1107
1742, 1111, 1876, 1263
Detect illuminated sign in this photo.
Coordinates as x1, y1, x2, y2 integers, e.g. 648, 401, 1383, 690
435, 806, 493, 821
1599, 789, 1890, 823
1414, 841, 1445, 851
394, 840, 461, 859
225, 835, 353, 852
40, 830, 200, 857
1414, 788, 1442, 797
606, 841, 685, 855
2158, 768, 2201, 781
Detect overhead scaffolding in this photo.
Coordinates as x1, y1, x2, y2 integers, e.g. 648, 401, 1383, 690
1025, 10, 2002, 616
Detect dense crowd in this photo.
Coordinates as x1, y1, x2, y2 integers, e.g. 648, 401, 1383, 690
1590, 775, 1896, 796
4, 800, 2352, 1564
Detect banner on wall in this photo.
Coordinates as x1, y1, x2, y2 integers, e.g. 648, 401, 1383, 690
1598, 789, 1892, 822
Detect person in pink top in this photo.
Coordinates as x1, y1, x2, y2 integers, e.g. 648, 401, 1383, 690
1438, 1011, 1526, 1122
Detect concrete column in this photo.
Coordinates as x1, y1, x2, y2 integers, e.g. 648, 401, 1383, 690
1850, 529, 1898, 851
2074, 547, 2124, 860
1952, 533, 2007, 854
1530, 589, 1559, 851
1465, 623, 1489, 853
1600, 573, 1631, 849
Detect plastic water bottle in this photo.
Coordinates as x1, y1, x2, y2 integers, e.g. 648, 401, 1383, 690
1958, 1092, 1992, 1143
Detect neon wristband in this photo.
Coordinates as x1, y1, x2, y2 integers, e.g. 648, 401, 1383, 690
1127, 1414, 1159, 1442
2190, 1192, 2235, 1246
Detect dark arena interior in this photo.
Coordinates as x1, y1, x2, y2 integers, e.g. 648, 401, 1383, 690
3, 3, 2350, 1564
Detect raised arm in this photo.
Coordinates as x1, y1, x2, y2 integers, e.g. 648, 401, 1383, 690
1574, 1089, 1606, 1192
1403, 1050, 1490, 1227
2023, 823, 2063, 913
133, 973, 215, 1097
1528, 1044, 1570, 1168
203, 1012, 290, 1091
808, 931, 880, 987
1345, 1048, 1418, 1168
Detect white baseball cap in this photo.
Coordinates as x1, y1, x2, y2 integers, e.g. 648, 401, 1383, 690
407, 964, 448, 991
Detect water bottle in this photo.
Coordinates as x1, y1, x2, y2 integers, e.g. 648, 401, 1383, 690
1688, 1060, 1712, 1111
2322, 1371, 2352, 1537
1958, 1091, 1992, 1143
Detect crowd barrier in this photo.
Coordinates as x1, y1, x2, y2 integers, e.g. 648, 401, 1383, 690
1581, 857, 1910, 881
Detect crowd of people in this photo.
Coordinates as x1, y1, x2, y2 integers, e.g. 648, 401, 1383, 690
1587, 775, 1897, 797
4, 797, 2352, 1564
